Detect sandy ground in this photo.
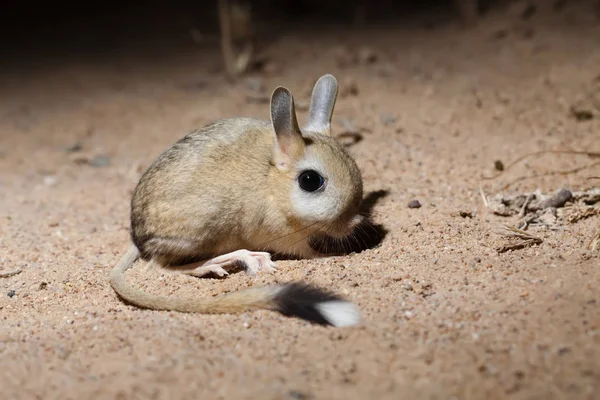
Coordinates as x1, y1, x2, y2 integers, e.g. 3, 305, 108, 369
1, 2, 599, 399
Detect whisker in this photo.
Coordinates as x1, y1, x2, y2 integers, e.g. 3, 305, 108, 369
256, 220, 322, 250
270, 222, 329, 259
352, 229, 365, 252
363, 220, 383, 239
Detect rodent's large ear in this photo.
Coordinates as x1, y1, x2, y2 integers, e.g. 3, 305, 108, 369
270, 86, 304, 171
304, 74, 338, 136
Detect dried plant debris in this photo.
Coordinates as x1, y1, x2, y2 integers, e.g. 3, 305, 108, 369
484, 187, 600, 227
0, 268, 22, 278
495, 225, 543, 254
589, 229, 600, 252
484, 188, 600, 252
567, 206, 600, 223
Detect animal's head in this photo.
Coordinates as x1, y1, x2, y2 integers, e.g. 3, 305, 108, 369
269, 74, 364, 240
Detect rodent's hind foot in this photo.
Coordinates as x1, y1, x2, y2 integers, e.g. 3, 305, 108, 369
180, 249, 277, 278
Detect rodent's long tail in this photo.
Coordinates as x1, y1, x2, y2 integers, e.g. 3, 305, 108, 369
109, 245, 360, 327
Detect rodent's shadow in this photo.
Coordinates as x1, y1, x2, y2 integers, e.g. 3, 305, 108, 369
356, 189, 389, 250
277, 189, 390, 260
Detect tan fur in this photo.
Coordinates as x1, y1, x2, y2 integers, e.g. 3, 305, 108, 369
110, 74, 364, 317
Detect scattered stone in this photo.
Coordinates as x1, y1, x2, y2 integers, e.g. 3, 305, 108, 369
340, 81, 359, 97
71, 153, 111, 167
43, 176, 57, 186
7, 290, 16, 298
542, 188, 572, 209
89, 155, 111, 168
494, 160, 504, 171
357, 47, 377, 64
71, 154, 91, 165
408, 199, 422, 209
557, 346, 570, 356
380, 114, 397, 126
451, 210, 474, 218
570, 106, 594, 121
65, 142, 83, 153
288, 390, 311, 400
39, 282, 48, 290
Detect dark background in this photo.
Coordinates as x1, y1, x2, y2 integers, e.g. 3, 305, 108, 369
0, 1, 522, 65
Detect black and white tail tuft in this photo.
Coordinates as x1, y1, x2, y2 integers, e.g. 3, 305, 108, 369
273, 283, 360, 327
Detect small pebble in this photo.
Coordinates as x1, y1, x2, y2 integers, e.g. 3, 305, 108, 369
357, 47, 377, 64
571, 106, 594, 121
542, 188, 572, 209
557, 346, 570, 356
380, 114, 397, 125
7, 290, 15, 298
459, 210, 473, 218
288, 391, 310, 400
408, 199, 422, 209
89, 155, 111, 168
43, 176, 57, 186
494, 160, 504, 171
341, 81, 359, 97
65, 142, 83, 153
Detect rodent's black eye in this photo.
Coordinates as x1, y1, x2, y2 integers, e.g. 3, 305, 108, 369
298, 170, 324, 192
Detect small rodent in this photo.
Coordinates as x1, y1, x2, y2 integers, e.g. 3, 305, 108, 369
110, 74, 364, 327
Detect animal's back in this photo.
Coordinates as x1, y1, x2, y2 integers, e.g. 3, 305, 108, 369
130, 118, 273, 258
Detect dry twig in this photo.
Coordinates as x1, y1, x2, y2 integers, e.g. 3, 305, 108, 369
589, 229, 600, 252
0, 268, 22, 278
479, 184, 489, 208
497, 160, 600, 191
495, 225, 543, 253
482, 150, 600, 181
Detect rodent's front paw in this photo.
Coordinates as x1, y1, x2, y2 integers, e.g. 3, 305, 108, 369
235, 250, 278, 277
